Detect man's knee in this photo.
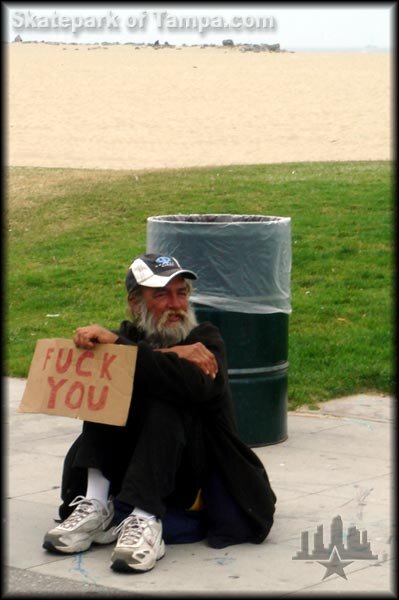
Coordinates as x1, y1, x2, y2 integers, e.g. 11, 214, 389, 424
143, 399, 192, 433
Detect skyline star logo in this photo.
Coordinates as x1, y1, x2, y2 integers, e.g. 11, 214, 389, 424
293, 515, 378, 580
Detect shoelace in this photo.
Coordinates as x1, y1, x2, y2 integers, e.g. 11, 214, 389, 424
113, 515, 154, 545
62, 496, 106, 530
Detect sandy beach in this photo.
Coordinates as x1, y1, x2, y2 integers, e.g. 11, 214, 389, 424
6, 43, 392, 170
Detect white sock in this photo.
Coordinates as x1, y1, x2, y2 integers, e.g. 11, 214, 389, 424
132, 507, 156, 520
85, 468, 110, 507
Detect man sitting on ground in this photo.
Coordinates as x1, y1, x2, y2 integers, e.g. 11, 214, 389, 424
43, 253, 276, 573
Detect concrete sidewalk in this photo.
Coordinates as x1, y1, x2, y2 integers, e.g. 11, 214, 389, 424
4, 377, 395, 596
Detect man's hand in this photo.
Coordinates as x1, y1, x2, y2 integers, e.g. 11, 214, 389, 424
73, 324, 118, 349
157, 342, 219, 379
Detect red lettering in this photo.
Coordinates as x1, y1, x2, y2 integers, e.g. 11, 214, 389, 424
87, 385, 109, 410
42, 347, 54, 371
100, 353, 117, 380
65, 381, 84, 409
76, 351, 94, 377
56, 348, 73, 374
47, 377, 67, 408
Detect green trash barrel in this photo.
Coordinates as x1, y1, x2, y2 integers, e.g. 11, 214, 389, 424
146, 214, 292, 447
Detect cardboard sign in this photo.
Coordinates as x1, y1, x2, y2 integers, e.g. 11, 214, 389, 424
18, 339, 138, 426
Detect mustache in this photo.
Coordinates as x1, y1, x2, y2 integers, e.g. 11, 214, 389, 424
157, 309, 188, 327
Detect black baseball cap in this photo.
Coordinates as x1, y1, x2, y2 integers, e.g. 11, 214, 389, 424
126, 253, 197, 293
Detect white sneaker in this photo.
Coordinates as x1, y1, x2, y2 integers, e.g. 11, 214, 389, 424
43, 495, 117, 554
110, 515, 165, 573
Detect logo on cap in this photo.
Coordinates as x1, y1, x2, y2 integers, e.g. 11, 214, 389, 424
155, 256, 175, 268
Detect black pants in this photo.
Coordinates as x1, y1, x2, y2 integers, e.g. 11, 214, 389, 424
68, 394, 207, 518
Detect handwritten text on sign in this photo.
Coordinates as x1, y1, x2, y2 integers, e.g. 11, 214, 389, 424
18, 339, 138, 426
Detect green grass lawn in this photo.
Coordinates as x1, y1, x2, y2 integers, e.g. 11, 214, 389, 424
5, 161, 394, 409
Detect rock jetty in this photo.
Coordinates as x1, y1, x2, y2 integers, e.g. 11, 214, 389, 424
10, 38, 292, 53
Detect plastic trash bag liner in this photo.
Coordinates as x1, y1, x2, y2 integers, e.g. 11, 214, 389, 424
146, 214, 291, 314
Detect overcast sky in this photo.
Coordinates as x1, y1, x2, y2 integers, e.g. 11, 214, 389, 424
3, 2, 395, 50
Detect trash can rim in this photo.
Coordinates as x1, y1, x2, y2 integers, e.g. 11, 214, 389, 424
147, 214, 290, 225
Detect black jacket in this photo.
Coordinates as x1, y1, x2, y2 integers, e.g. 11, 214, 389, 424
115, 319, 277, 546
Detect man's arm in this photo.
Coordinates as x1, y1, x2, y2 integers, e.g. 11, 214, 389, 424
72, 323, 218, 379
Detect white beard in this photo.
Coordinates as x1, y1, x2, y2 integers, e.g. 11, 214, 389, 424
135, 299, 198, 348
